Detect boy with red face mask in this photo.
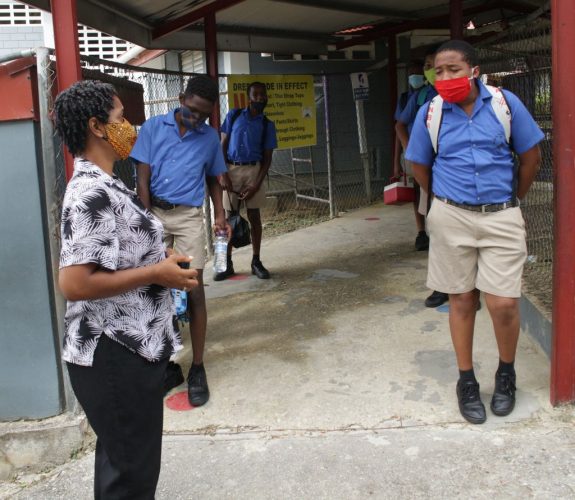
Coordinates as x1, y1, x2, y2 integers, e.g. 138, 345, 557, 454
406, 40, 543, 425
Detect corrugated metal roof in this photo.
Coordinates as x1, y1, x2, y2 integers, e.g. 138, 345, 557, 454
22, 0, 547, 54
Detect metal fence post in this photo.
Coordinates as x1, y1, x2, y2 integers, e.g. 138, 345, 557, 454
323, 75, 336, 218
35, 47, 74, 411
551, 0, 575, 404
355, 99, 371, 202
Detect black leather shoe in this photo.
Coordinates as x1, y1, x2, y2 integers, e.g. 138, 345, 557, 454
187, 363, 210, 407
415, 231, 429, 251
456, 379, 486, 424
425, 290, 449, 308
490, 371, 516, 416
213, 261, 234, 281
163, 361, 184, 396
251, 260, 270, 279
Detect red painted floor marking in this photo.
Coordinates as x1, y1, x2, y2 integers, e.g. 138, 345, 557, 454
229, 274, 249, 281
364, 217, 380, 221
165, 391, 195, 411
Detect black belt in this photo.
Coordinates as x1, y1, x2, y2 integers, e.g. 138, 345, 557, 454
228, 160, 258, 166
436, 197, 516, 213
151, 196, 179, 211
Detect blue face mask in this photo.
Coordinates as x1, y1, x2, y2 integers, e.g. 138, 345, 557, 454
180, 106, 208, 130
408, 74, 425, 89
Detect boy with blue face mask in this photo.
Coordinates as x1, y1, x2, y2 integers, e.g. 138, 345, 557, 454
395, 48, 449, 310
132, 75, 230, 408
393, 61, 424, 179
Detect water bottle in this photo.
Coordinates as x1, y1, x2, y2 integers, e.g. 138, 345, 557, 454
171, 288, 188, 320
213, 231, 228, 273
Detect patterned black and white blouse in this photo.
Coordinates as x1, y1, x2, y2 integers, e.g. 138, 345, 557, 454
60, 158, 182, 366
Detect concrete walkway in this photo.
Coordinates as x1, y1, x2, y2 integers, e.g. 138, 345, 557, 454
2, 203, 574, 499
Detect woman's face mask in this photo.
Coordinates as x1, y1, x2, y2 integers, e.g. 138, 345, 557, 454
104, 118, 137, 160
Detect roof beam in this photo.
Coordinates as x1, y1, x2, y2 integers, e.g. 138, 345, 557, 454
126, 49, 167, 66
336, 17, 448, 49
148, 30, 330, 54
152, 0, 247, 40
335, 1, 535, 49
185, 23, 335, 42
269, 0, 415, 20
500, 0, 542, 15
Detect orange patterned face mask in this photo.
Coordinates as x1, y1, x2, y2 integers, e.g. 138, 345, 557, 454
104, 118, 137, 160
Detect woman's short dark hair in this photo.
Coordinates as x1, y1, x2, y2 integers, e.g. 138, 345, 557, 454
436, 39, 478, 67
53, 80, 117, 156
184, 75, 219, 103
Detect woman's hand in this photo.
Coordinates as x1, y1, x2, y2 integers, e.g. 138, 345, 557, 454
59, 254, 198, 301
153, 254, 198, 291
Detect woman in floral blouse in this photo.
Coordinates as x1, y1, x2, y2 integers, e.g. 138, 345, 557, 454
54, 80, 197, 499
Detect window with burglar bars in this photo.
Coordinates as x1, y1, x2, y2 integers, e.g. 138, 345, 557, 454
0, 1, 134, 65
0, 1, 41, 25
77, 25, 134, 62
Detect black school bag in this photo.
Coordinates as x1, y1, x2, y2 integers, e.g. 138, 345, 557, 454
226, 192, 251, 248
225, 109, 270, 248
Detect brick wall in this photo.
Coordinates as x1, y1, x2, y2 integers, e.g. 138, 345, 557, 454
0, 26, 43, 57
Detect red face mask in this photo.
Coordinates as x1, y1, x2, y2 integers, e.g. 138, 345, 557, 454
435, 72, 475, 103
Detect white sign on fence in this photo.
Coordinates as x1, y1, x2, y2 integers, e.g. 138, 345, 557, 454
350, 72, 369, 101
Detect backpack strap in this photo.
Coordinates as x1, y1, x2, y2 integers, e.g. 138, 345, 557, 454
229, 108, 242, 131
229, 108, 270, 156
485, 84, 511, 144
485, 85, 515, 204
261, 115, 269, 153
426, 95, 444, 155
416, 85, 429, 107
225, 108, 243, 163
399, 90, 410, 112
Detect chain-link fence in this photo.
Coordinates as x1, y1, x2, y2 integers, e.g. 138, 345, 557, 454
38, 14, 554, 312
70, 55, 387, 246
478, 9, 552, 313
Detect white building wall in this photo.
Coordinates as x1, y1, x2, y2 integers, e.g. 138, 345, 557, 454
221, 52, 250, 75
0, 0, 137, 63
0, 1, 42, 57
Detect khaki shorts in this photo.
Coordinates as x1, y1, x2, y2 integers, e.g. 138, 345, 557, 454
426, 199, 527, 298
223, 163, 266, 210
151, 205, 206, 269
